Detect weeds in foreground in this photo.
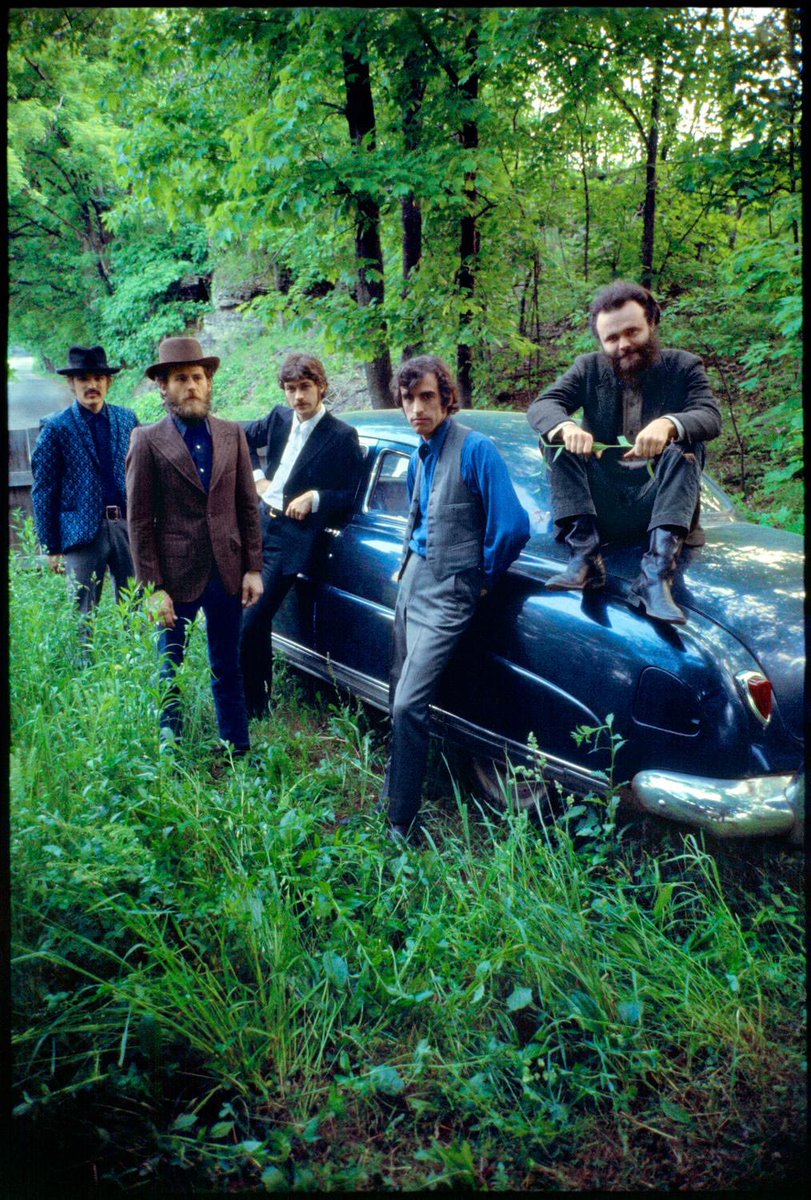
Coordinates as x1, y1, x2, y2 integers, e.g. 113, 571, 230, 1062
9, 528, 806, 1192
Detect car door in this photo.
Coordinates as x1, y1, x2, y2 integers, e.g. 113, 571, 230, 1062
313, 441, 411, 697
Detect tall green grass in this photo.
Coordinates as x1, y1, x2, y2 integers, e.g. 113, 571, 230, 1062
9, 518, 806, 1191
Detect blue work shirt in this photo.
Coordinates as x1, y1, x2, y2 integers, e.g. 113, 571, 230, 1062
408, 418, 530, 589
173, 415, 213, 493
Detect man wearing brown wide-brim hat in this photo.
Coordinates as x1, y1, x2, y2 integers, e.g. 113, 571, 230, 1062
126, 335, 263, 758
31, 343, 139, 649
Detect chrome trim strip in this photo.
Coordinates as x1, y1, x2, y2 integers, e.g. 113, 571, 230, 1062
630, 769, 799, 838
271, 634, 611, 795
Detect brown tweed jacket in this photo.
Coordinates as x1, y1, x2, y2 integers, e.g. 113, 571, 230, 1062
126, 415, 262, 602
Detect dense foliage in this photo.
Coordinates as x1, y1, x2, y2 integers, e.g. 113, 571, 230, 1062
7, 6, 802, 524
9, 523, 806, 1191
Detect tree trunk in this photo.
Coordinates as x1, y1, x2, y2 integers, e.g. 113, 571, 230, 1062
401, 48, 425, 359
456, 21, 480, 408
640, 49, 662, 289
580, 157, 591, 283
784, 6, 800, 251
342, 37, 393, 408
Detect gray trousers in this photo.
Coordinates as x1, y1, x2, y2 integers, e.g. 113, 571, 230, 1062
65, 517, 134, 621
385, 551, 483, 826
546, 440, 704, 543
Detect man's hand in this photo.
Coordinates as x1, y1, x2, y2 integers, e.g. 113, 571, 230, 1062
255, 477, 270, 498
285, 491, 315, 521
48, 554, 64, 574
148, 589, 177, 629
242, 571, 264, 607
560, 422, 594, 457
625, 417, 677, 460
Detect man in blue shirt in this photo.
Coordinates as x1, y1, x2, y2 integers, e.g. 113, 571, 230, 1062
31, 345, 138, 647
382, 355, 530, 841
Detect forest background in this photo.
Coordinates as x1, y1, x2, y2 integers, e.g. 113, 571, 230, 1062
7, 6, 806, 1195
7, 5, 803, 530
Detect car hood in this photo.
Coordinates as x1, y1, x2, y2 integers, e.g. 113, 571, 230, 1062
523, 521, 806, 742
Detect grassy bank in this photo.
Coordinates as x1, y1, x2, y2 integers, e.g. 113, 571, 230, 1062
9, 524, 806, 1192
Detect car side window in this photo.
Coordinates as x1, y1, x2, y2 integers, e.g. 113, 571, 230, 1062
366, 450, 411, 518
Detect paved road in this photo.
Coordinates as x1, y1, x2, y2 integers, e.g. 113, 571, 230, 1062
7, 368, 72, 431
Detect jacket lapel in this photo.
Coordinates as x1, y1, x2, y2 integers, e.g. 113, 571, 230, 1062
152, 417, 206, 492
68, 401, 99, 466
108, 405, 128, 464
265, 407, 293, 479
641, 356, 667, 425
287, 412, 333, 488
595, 360, 621, 434
208, 417, 230, 494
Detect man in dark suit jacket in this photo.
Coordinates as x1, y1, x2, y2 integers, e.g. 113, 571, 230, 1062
239, 352, 364, 719
527, 280, 721, 624
31, 345, 138, 641
126, 337, 263, 754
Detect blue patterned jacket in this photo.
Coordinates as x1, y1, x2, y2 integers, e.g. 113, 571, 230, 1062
31, 400, 139, 554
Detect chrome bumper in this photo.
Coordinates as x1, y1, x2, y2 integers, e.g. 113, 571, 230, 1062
630, 769, 804, 842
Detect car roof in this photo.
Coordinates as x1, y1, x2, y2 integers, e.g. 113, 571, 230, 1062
341, 407, 516, 445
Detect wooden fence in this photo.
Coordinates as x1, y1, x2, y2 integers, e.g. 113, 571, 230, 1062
8, 426, 40, 549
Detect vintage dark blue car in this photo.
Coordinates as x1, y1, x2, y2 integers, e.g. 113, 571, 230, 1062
270, 410, 805, 843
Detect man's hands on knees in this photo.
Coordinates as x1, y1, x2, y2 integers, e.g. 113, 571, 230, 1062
242, 571, 264, 607
148, 589, 177, 629
624, 417, 677, 461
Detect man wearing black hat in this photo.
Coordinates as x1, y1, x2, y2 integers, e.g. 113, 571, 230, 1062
31, 345, 139, 637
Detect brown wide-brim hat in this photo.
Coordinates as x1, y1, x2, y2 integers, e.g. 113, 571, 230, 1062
145, 336, 220, 380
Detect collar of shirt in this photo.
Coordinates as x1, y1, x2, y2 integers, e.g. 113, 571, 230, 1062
79, 403, 109, 423
417, 416, 450, 461
172, 414, 211, 439
290, 404, 325, 445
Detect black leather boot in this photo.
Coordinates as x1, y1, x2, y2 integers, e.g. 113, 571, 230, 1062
628, 527, 687, 624
547, 515, 606, 591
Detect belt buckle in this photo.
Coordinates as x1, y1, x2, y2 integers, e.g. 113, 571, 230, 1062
105, 505, 121, 520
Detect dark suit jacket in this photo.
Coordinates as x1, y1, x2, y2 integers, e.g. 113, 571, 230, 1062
126, 415, 262, 602
31, 400, 139, 554
526, 348, 722, 446
242, 406, 364, 575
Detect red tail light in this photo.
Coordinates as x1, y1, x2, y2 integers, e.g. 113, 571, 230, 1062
736, 671, 773, 725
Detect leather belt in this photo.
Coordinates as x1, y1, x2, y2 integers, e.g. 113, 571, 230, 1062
105, 506, 124, 520
262, 502, 285, 519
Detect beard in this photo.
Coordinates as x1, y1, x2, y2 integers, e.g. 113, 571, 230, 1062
166, 389, 212, 422
606, 329, 661, 380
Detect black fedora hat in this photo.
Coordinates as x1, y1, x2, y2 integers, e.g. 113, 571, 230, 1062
56, 345, 121, 376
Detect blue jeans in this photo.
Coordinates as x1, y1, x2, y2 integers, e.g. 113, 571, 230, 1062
158, 568, 250, 751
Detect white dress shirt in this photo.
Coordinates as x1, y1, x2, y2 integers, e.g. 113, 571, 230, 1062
263, 406, 325, 511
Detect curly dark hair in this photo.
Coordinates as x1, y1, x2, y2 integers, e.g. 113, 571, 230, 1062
390, 355, 459, 414
279, 352, 328, 393
589, 280, 661, 335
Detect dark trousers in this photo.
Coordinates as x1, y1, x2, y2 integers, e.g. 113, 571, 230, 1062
238, 514, 297, 718
65, 517, 134, 641
385, 552, 482, 826
545, 440, 705, 542
158, 567, 250, 751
